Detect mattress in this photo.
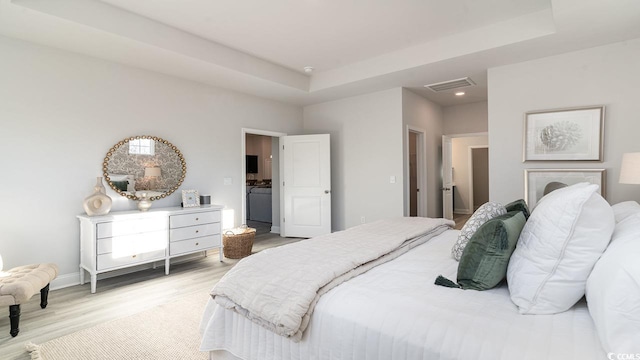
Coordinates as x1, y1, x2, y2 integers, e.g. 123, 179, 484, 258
200, 229, 605, 360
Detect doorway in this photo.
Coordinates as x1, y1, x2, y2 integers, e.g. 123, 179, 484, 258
442, 133, 488, 221
406, 126, 427, 217
242, 129, 286, 235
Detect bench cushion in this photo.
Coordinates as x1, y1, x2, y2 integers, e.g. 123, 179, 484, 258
0, 263, 58, 306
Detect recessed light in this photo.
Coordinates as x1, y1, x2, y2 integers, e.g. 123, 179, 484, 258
303, 66, 314, 73
455, 92, 465, 96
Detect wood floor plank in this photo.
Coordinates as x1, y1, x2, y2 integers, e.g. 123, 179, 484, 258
0, 233, 300, 360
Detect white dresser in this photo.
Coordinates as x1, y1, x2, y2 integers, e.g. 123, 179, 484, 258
78, 205, 223, 293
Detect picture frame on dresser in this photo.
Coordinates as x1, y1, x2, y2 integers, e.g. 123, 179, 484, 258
524, 169, 606, 208
182, 189, 200, 208
523, 105, 604, 161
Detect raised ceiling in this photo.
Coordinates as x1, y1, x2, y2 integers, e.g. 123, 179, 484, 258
2, 0, 640, 106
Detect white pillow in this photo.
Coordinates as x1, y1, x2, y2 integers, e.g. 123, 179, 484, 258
507, 182, 614, 314
451, 201, 506, 261
586, 212, 640, 353
611, 201, 640, 223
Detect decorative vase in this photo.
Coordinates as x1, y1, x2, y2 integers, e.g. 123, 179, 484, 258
83, 177, 112, 216
137, 192, 152, 212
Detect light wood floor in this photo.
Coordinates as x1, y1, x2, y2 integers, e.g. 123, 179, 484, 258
0, 233, 300, 360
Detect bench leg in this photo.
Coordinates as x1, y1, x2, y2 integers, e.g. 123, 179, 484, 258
9, 304, 20, 337
40, 283, 50, 309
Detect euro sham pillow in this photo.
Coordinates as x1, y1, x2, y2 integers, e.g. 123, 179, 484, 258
586, 212, 640, 354
507, 183, 614, 314
436, 211, 526, 290
611, 200, 640, 223
451, 201, 506, 261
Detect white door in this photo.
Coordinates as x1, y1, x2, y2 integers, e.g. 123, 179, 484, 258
281, 134, 331, 238
442, 135, 454, 220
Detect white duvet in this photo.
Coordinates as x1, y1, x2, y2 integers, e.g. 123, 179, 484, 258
201, 229, 606, 360
210, 217, 454, 341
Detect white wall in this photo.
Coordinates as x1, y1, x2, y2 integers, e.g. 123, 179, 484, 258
451, 136, 489, 214
443, 101, 488, 135
0, 36, 302, 287
303, 88, 405, 230
488, 38, 640, 205
402, 89, 444, 217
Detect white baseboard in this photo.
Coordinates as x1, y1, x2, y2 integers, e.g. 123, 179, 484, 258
50, 252, 210, 291
270, 226, 280, 234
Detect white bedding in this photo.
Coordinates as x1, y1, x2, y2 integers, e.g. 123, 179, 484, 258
200, 229, 605, 360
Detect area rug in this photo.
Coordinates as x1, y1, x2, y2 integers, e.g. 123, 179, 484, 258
26, 291, 211, 360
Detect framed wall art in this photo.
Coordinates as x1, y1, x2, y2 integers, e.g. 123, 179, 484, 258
182, 189, 200, 208
524, 169, 606, 208
523, 106, 604, 161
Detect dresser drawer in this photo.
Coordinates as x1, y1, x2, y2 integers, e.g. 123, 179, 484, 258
169, 235, 220, 256
97, 217, 168, 239
169, 223, 220, 243
97, 231, 167, 255
170, 211, 220, 228
97, 248, 166, 271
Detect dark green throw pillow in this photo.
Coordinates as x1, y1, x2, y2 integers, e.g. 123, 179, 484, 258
435, 211, 526, 291
504, 199, 530, 220
112, 180, 128, 192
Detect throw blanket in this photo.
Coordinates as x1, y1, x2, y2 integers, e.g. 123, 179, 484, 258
211, 217, 454, 341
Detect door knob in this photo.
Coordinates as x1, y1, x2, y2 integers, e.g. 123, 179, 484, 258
324, 190, 331, 194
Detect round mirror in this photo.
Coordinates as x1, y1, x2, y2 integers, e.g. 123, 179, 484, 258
103, 135, 186, 201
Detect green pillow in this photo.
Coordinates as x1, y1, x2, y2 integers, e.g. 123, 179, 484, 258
112, 180, 128, 192
504, 199, 530, 220
436, 211, 526, 290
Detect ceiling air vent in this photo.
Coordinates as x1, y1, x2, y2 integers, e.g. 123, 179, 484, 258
424, 77, 476, 92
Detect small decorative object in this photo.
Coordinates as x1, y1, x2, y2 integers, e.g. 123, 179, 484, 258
200, 194, 211, 205
182, 189, 200, 208
223, 225, 256, 259
524, 169, 606, 208
524, 106, 604, 161
137, 192, 152, 212
83, 177, 112, 216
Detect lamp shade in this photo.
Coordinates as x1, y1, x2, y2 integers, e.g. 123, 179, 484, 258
619, 152, 640, 184
144, 167, 161, 177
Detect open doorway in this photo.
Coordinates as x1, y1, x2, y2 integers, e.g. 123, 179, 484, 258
442, 133, 488, 224
406, 126, 427, 217
242, 129, 286, 235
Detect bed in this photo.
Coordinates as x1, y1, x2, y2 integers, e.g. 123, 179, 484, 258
200, 184, 640, 359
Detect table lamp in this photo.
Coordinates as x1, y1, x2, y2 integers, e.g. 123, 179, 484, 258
620, 152, 640, 184
144, 166, 161, 189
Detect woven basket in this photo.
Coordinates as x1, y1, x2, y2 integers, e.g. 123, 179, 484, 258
223, 227, 256, 259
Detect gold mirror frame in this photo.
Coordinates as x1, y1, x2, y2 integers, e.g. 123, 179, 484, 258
102, 135, 186, 201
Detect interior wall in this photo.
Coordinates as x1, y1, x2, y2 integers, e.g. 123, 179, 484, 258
0, 35, 303, 287
402, 89, 444, 217
488, 38, 640, 206
303, 88, 404, 231
443, 101, 488, 135
451, 136, 489, 214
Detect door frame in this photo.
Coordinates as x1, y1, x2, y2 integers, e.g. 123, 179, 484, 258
405, 125, 427, 217
442, 132, 488, 217
468, 145, 489, 213
241, 128, 287, 232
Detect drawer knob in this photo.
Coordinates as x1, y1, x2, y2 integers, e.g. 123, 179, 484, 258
196, 242, 199, 246
196, 230, 199, 233
195, 217, 199, 221
132, 255, 137, 258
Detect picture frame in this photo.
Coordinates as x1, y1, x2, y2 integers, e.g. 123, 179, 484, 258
181, 189, 200, 208
524, 169, 606, 208
523, 106, 604, 161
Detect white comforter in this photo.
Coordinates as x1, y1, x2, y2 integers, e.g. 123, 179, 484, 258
210, 217, 453, 341
200, 229, 606, 360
